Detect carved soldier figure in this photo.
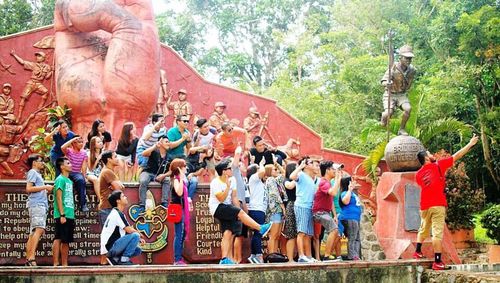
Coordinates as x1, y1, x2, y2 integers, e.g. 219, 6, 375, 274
243, 107, 263, 148
167, 88, 193, 121
209, 101, 229, 132
380, 45, 416, 136
0, 83, 16, 124
155, 69, 169, 117
0, 114, 34, 176
10, 51, 52, 122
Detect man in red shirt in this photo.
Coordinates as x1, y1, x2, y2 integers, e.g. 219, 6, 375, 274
414, 134, 478, 270
312, 160, 342, 261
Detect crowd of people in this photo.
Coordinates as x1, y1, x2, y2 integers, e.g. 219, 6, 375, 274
24, 110, 368, 267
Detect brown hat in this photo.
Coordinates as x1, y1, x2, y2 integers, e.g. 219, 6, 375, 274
178, 88, 187, 94
215, 101, 226, 108
399, 45, 414, 58
2, 83, 12, 89
34, 51, 46, 58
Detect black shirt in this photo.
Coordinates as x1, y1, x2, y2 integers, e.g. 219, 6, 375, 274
144, 149, 169, 176
116, 137, 139, 163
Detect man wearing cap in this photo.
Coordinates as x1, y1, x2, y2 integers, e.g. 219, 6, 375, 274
10, 50, 52, 122
209, 102, 229, 132
167, 88, 192, 122
380, 45, 416, 136
0, 83, 15, 124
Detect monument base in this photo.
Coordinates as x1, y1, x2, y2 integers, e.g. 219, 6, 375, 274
373, 172, 461, 264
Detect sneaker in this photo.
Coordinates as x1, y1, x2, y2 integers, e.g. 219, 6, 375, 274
259, 223, 273, 238
219, 257, 235, 265
81, 204, 89, 212
323, 255, 337, 261
432, 261, 449, 270
298, 256, 311, 263
106, 257, 119, 266
174, 259, 187, 265
254, 255, 264, 264
333, 256, 343, 262
352, 256, 360, 261
117, 260, 134, 265
308, 257, 319, 262
397, 129, 408, 136
248, 255, 257, 264
413, 251, 424, 259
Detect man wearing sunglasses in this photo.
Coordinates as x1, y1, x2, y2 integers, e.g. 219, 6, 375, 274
166, 115, 192, 161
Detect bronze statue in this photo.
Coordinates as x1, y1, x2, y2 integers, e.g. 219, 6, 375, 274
380, 45, 416, 136
0, 83, 16, 124
243, 107, 263, 148
10, 50, 52, 123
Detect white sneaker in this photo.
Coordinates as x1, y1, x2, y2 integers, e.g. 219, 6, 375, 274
308, 257, 319, 263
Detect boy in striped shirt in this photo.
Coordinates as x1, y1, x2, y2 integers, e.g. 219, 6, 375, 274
62, 135, 89, 212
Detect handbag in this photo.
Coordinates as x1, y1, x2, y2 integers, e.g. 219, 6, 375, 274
166, 175, 183, 224
166, 203, 182, 223
264, 252, 289, 263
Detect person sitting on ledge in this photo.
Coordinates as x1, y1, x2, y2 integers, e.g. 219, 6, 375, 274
138, 135, 171, 208
209, 151, 273, 265
100, 190, 145, 265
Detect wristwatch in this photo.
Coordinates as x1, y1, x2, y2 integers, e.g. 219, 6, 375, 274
61, 214, 66, 218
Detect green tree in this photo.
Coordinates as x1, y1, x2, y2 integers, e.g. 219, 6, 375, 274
0, 0, 33, 36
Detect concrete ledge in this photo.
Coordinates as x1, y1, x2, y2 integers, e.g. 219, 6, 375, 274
0, 259, 433, 283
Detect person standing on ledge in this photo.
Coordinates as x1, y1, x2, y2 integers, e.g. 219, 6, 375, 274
25, 154, 53, 266
380, 45, 416, 136
413, 134, 479, 270
52, 157, 75, 267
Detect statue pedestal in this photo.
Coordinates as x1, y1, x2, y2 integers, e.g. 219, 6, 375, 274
373, 172, 461, 264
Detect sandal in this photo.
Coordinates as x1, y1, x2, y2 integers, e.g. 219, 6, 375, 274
25, 259, 37, 266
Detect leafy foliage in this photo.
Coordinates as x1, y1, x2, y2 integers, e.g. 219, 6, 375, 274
27, 127, 55, 180
46, 104, 72, 129
480, 204, 500, 244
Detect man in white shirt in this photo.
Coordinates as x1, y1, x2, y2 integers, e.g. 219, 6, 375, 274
100, 190, 145, 265
208, 147, 272, 265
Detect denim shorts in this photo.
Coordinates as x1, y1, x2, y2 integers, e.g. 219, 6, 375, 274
29, 205, 47, 232
269, 213, 283, 224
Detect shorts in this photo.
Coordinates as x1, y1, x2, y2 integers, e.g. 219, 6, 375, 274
269, 213, 283, 224
294, 205, 313, 236
29, 205, 48, 232
313, 211, 338, 236
418, 206, 446, 240
54, 218, 75, 243
214, 203, 242, 234
206, 158, 215, 170
116, 154, 132, 163
383, 91, 409, 110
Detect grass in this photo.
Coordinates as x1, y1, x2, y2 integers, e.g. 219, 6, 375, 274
474, 212, 495, 244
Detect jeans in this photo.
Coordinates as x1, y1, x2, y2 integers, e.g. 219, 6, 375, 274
174, 215, 185, 261
69, 172, 87, 207
187, 176, 198, 199
108, 232, 142, 259
138, 171, 170, 206
136, 146, 148, 168
248, 210, 265, 255
342, 219, 361, 259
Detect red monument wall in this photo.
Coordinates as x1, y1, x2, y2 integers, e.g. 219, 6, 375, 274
0, 25, 386, 265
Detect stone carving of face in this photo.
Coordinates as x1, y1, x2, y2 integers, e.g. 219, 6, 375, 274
2, 86, 11, 96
